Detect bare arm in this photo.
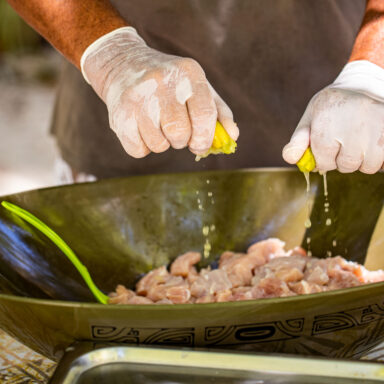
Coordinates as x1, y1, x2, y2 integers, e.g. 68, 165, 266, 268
349, 0, 384, 67
6, 0, 128, 68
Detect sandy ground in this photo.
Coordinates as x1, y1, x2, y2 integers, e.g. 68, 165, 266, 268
0, 50, 61, 196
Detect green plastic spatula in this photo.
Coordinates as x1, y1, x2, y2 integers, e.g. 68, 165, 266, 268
1, 201, 109, 304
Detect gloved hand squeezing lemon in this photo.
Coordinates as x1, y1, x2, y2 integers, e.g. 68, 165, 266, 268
80, 26, 239, 159
284, 61, 384, 175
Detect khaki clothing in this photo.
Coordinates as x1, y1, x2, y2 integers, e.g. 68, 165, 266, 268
51, 0, 365, 178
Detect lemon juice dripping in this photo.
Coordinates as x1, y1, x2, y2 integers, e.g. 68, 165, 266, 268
197, 179, 216, 259
303, 171, 312, 229
320, 171, 332, 226
303, 171, 312, 256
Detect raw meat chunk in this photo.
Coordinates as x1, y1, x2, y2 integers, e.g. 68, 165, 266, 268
110, 237, 384, 305
191, 269, 232, 298
136, 266, 169, 295
170, 252, 201, 277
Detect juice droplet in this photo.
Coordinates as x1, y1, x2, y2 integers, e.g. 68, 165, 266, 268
325, 218, 332, 226
202, 225, 209, 236
326, 251, 332, 257
332, 240, 337, 247
304, 171, 310, 193
306, 237, 312, 255
203, 238, 212, 258
208, 192, 213, 197
210, 224, 216, 232
198, 204, 203, 211
322, 171, 328, 197
211, 199, 215, 205
303, 172, 312, 229
307, 250, 312, 257
206, 179, 210, 184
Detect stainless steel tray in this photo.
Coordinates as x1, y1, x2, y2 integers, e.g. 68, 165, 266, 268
50, 344, 384, 383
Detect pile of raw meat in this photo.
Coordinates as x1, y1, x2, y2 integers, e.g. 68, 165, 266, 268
109, 238, 384, 305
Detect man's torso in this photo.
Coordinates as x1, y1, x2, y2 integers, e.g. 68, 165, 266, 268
52, 0, 365, 178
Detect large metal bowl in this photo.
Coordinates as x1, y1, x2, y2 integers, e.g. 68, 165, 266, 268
0, 169, 384, 361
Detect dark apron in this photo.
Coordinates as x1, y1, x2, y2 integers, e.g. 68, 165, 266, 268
51, 0, 365, 178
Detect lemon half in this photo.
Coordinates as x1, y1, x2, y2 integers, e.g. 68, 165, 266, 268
196, 121, 237, 161
297, 147, 316, 172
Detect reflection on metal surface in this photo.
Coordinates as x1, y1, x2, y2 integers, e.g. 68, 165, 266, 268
50, 344, 384, 384
1, 332, 384, 383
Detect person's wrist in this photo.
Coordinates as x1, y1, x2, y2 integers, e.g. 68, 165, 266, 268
329, 60, 384, 102
80, 26, 146, 85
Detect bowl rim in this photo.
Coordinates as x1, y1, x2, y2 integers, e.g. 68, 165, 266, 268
0, 167, 299, 199
1, 167, 383, 310
1, 280, 384, 310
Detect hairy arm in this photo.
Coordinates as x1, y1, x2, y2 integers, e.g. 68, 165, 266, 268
349, 0, 384, 67
6, 0, 128, 68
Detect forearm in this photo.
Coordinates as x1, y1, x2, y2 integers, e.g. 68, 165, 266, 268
6, 0, 128, 68
349, 0, 384, 67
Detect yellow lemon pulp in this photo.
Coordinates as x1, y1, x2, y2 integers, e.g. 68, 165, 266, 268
196, 121, 237, 161
211, 121, 237, 154
297, 147, 316, 173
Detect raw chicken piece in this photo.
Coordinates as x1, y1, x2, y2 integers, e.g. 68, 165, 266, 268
147, 276, 187, 302
247, 238, 287, 261
108, 285, 136, 304
136, 266, 169, 295
324, 257, 362, 289
186, 267, 199, 284
221, 253, 252, 287
361, 269, 384, 283
305, 265, 329, 286
126, 296, 153, 304
289, 281, 323, 294
328, 270, 361, 290
221, 252, 266, 287
215, 289, 233, 302
110, 237, 384, 305
252, 255, 306, 286
219, 251, 236, 267
232, 287, 253, 301
288, 246, 307, 257
195, 295, 215, 303
191, 269, 232, 298
252, 277, 293, 298
156, 298, 174, 305
326, 256, 357, 276
166, 286, 191, 303
170, 252, 201, 277
109, 285, 154, 304
267, 255, 307, 275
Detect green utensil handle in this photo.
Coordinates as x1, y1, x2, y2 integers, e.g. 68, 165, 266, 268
1, 201, 109, 304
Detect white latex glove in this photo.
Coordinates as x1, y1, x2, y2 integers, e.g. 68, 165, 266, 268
283, 60, 384, 174
80, 27, 239, 158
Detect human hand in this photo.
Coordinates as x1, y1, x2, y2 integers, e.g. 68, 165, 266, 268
81, 27, 238, 158
283, 61, 384, 174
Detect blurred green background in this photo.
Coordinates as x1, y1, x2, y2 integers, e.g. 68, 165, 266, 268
0, 0, 61, 198
0, 0, 42, 52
